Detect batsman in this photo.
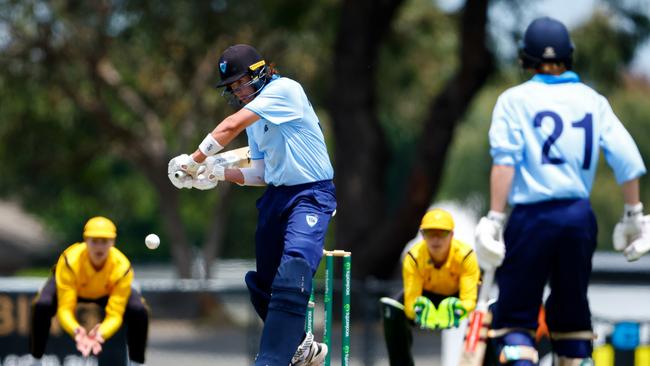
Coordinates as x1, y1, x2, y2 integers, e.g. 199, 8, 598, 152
168, 44, 336, 366
474, 17, 649, 365
379, 208, 480, 366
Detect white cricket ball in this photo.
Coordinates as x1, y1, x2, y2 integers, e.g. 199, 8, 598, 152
145, 233, 160, 250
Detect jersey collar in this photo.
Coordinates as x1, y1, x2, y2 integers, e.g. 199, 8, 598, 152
531, 71, 580, 84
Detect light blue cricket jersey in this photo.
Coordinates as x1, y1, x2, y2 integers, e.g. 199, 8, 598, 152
244, 76, 334, 186
489, 71, 646, 205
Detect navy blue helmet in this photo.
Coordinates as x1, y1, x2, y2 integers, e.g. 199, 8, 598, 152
216, 44, 273, 108
519, 17, 574, 69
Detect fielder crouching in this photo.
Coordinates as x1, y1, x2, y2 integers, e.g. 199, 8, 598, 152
30, 216, 149, 365
380, 208, 480, 366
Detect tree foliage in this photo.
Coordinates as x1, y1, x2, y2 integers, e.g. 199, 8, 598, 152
0, 0, 337, 276
1, 0, 649, 279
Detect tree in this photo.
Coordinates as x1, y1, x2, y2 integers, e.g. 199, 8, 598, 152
329, 0, 494, 279
0, 0, 333, 277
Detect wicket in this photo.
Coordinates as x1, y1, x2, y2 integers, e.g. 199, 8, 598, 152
305, 249, 352, 366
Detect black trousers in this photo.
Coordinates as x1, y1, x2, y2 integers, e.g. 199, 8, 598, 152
29, 277, 149, 363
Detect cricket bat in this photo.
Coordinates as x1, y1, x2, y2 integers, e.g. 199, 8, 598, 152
174, 146, 251, 179
458, 268, 495, 366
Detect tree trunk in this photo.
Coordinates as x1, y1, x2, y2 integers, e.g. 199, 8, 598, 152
332, 0, 494, 279
144, 161, 194, 278
329, 0, 405, 256
202, 183, 233, 278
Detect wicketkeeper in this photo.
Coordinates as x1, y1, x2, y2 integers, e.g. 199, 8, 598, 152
380, 208, 480, 366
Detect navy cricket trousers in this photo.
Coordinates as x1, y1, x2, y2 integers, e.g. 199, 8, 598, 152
253, 180, 336, 296
249, 180, 336, 365
492, 198, 597, 333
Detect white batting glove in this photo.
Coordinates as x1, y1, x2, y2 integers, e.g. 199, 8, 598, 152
168, 154, 195, 189
613, 203, 650, 261
192, 164, 225, 191
170, 154, 201, 176
613, 203, 643, 250
474, 210, 507, 270
623, 220, 650, 261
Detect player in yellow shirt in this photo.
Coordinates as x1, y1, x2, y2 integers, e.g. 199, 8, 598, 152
380, 208, 480, 366
29, 216, 149, 365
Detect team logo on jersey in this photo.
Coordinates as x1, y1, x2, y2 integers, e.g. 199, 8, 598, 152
306, 214, 318, 227
264, 124, 269, 133
542, 47, 556, 59
220, 61, 227, 73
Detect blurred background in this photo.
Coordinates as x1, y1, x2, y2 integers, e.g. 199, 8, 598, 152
1, 0, 650, 365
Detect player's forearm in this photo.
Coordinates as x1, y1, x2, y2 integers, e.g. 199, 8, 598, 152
191, 110, 259, 163
100, 296, 129, 339
225, 168, 245, 185
621, 178, 641, 205
459, 282, 479, 312
191, 120, 238, 163
237, 159, 266, 186
402, 280, 423, 319
57, 308, 81, 337
98, 313, 122, 339
490, 165, 515, 212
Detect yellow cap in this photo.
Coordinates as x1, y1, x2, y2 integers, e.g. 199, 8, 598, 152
420, 209, 454, 231
83, 216, 117, 239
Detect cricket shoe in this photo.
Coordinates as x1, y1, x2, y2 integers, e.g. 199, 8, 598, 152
290, 332, 328, 366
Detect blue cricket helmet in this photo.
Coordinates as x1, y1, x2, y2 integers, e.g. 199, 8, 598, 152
216, 44, 266, 87
215, 44, 273, 108
519, 17, 574, 69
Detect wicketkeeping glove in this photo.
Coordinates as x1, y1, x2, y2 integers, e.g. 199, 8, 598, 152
474, 210, 507, 270
413, 296, 438, 330
435, 297, 468, 329
613, 203, 650, 261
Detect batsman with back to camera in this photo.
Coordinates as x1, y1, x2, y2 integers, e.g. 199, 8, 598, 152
168, 44, 336, 366
474, 17, 649, 365
380, 208, 480, 366
29, 216, 149, 365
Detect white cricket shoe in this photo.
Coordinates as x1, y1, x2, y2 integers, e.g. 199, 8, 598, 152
290, 332, 328, 366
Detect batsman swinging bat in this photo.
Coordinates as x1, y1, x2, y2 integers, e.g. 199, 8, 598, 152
458, 268, 495, 366
174, 146, 251, 179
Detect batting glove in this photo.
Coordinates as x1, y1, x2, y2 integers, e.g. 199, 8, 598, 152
168, 154, 198, 189
613, 203, 650, 261
435, 297, 468, 329
192, 162, 226, 191
169, 154, 201, 176
475, 210, 507, 270
413, 296, 438, 330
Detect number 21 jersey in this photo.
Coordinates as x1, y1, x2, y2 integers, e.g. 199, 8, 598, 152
489, 71, 646, 205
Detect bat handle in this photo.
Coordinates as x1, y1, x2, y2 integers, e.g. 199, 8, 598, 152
477, 269, 495, 304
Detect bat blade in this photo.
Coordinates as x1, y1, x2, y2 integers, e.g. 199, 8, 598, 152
207, 146, 251, 169
458, 269, 495, 366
